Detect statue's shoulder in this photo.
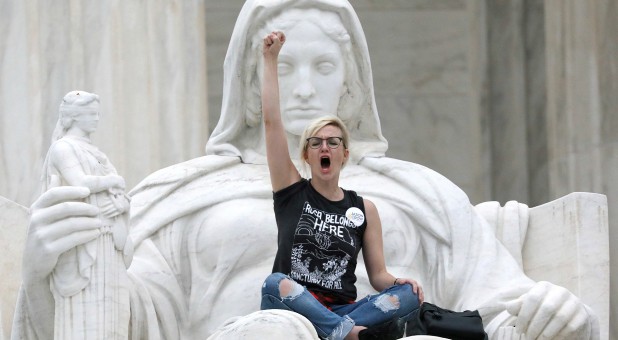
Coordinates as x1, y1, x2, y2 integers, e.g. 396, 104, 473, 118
361, 156, 448, 179
129, 155, 240, 196
48, 137, 75, 154
359, 156, 469, 202
45, 138, 87, 168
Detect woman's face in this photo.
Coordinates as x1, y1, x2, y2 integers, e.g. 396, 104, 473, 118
277, 21, 346, 136
304, 124, 348, 180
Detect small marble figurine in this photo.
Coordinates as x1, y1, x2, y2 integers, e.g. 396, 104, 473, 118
42, 91, 131, 339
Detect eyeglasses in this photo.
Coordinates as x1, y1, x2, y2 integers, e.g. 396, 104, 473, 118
306, 137, 344, 149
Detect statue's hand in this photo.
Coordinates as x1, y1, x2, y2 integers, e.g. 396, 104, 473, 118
506, 281, 593, 339
23, 186, 102, 286
109, 175, 126, 190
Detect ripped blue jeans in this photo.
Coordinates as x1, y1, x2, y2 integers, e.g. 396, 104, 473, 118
261, 272, 420, 340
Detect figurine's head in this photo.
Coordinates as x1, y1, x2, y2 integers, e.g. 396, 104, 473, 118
52, 91, 100, 141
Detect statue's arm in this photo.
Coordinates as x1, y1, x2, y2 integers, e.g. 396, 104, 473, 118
20, 186, 102, 338
49, 141, 125, 193
501, 281, 598, 339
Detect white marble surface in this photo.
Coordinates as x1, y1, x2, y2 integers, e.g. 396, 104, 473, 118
0, 197, 28, 340
206, 310, 319, 340
476, 193, 609, 339
525, 192, 609, 340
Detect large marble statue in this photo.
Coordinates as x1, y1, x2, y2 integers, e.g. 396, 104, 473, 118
12, 0, 599, 339
18, 91, 132, 339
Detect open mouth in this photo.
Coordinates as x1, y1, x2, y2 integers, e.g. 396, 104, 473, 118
320, 156, 331, 169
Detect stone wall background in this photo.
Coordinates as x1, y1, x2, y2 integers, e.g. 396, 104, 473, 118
0, 0, 210, 205
0, 0, 616, 337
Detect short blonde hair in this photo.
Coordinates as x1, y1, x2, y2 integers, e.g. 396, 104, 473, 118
299, 115, 350, 166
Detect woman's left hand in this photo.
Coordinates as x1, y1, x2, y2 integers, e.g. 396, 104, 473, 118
395, 277, 424, 304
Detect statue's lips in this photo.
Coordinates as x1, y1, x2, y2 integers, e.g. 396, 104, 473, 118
285, 108, 324, 119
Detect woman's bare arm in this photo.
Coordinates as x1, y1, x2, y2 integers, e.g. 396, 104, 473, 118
362, 198, 424, 302
262, 31, 301, 192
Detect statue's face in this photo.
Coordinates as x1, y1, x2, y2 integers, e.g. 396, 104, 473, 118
277, 21, 345, 136
73, 110, 100, 133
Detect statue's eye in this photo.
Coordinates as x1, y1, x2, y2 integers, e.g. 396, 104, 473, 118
277, 62, 292, 76
316, 61, 336, 75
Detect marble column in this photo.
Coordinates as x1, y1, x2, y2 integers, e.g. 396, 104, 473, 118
544, 1, 618, 339
484, 0, 530, 204
463, 0, 617, 334
480, 0, 551, 207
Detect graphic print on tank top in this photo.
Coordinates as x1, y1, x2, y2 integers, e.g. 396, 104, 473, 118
290, 201, 359, 290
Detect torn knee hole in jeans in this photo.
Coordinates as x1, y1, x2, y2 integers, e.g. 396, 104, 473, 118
279, 279, 304, 300
374, 294, 400, 312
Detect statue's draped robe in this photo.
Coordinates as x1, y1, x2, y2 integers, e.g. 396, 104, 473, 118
121, 155, 537, 338
44, 137, 130, 339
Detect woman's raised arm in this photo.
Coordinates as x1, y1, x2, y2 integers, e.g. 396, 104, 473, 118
262, 31, 301, 192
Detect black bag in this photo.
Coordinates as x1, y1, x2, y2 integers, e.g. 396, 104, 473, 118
406, 302, 488, 340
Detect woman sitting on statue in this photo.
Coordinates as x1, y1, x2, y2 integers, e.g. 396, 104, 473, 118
259, 31, 423, 340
